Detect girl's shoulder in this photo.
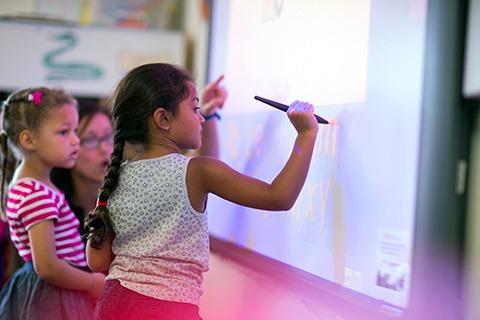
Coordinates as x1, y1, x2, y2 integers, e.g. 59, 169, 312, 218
123, 153, 188, 167
187, 156, 230, 178
9, 177, 62, 196
188, 155, 227, 166
9, 177, 40, 192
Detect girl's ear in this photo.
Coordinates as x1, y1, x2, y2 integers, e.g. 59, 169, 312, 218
18, 130, 36, 151
152, 107, 172, 131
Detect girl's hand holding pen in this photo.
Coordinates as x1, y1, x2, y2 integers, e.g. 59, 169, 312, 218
287, 100, 319, 135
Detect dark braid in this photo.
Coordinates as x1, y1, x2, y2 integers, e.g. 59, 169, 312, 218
0, 131, 17, 219
84, 136, 124, 248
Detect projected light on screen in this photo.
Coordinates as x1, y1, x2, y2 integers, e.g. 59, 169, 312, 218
208, 0, 427, 311
223, 0, 370, 115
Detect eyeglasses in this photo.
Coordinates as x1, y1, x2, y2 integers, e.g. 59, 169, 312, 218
80, 134, 113, 150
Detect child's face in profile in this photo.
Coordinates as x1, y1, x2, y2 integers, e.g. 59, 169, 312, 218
33, 103, 80, 168
169, 81, 205, 150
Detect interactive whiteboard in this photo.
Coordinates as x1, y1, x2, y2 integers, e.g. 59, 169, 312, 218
207, 0, 427, 310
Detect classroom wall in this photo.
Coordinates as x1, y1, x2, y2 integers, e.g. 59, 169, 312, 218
464, 0, 480, 316
182, 0, 209, 86
464, 107, 480, 320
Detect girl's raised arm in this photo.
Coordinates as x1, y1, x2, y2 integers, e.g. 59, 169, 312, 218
189, 101, 318, 211
186, 75, 227, 158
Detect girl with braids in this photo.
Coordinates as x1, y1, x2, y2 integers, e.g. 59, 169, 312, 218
0, 87, 105, 319
85, 63, 318, 320
50, 76, 227, 240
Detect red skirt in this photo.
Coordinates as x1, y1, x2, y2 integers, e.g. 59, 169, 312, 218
95, 280, 202, 320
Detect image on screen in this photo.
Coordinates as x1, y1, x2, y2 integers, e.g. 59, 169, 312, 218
207, 0, 428, 309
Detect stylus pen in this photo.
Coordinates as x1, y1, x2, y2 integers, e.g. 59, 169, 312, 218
254, 96, 329, 124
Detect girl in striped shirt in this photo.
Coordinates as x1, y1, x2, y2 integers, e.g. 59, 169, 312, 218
0, 88, 105, 319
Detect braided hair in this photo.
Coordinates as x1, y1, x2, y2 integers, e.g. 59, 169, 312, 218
85, 63, 193, 247
0, 87, 77, 219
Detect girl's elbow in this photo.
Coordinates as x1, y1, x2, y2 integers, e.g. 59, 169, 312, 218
86, 248, 113, 272
87, 257, 109, 273
269, 198, 295, 211
87, 263, 102, 273
33, 260, 56, 281
279, 200, 295, 211
268, 187, 298, 210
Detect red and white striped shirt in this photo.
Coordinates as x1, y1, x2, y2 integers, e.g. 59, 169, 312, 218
6, 178, 86, 267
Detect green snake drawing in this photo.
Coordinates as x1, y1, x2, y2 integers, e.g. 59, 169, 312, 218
43, 31, 103, 81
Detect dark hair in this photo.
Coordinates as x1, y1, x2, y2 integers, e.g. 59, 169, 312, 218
85, 63, 194, 247
51, 100, 112, 230
77, 100, 112, 135
0, 87, 77, 218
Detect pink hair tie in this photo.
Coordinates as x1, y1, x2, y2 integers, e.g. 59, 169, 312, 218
27, 90, 42, 106
97, 200, 108, 207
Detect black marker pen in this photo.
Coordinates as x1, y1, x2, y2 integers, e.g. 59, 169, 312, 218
254, 96, 329, 124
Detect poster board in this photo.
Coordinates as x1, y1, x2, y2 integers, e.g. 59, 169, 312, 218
0, 20, 185, 96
